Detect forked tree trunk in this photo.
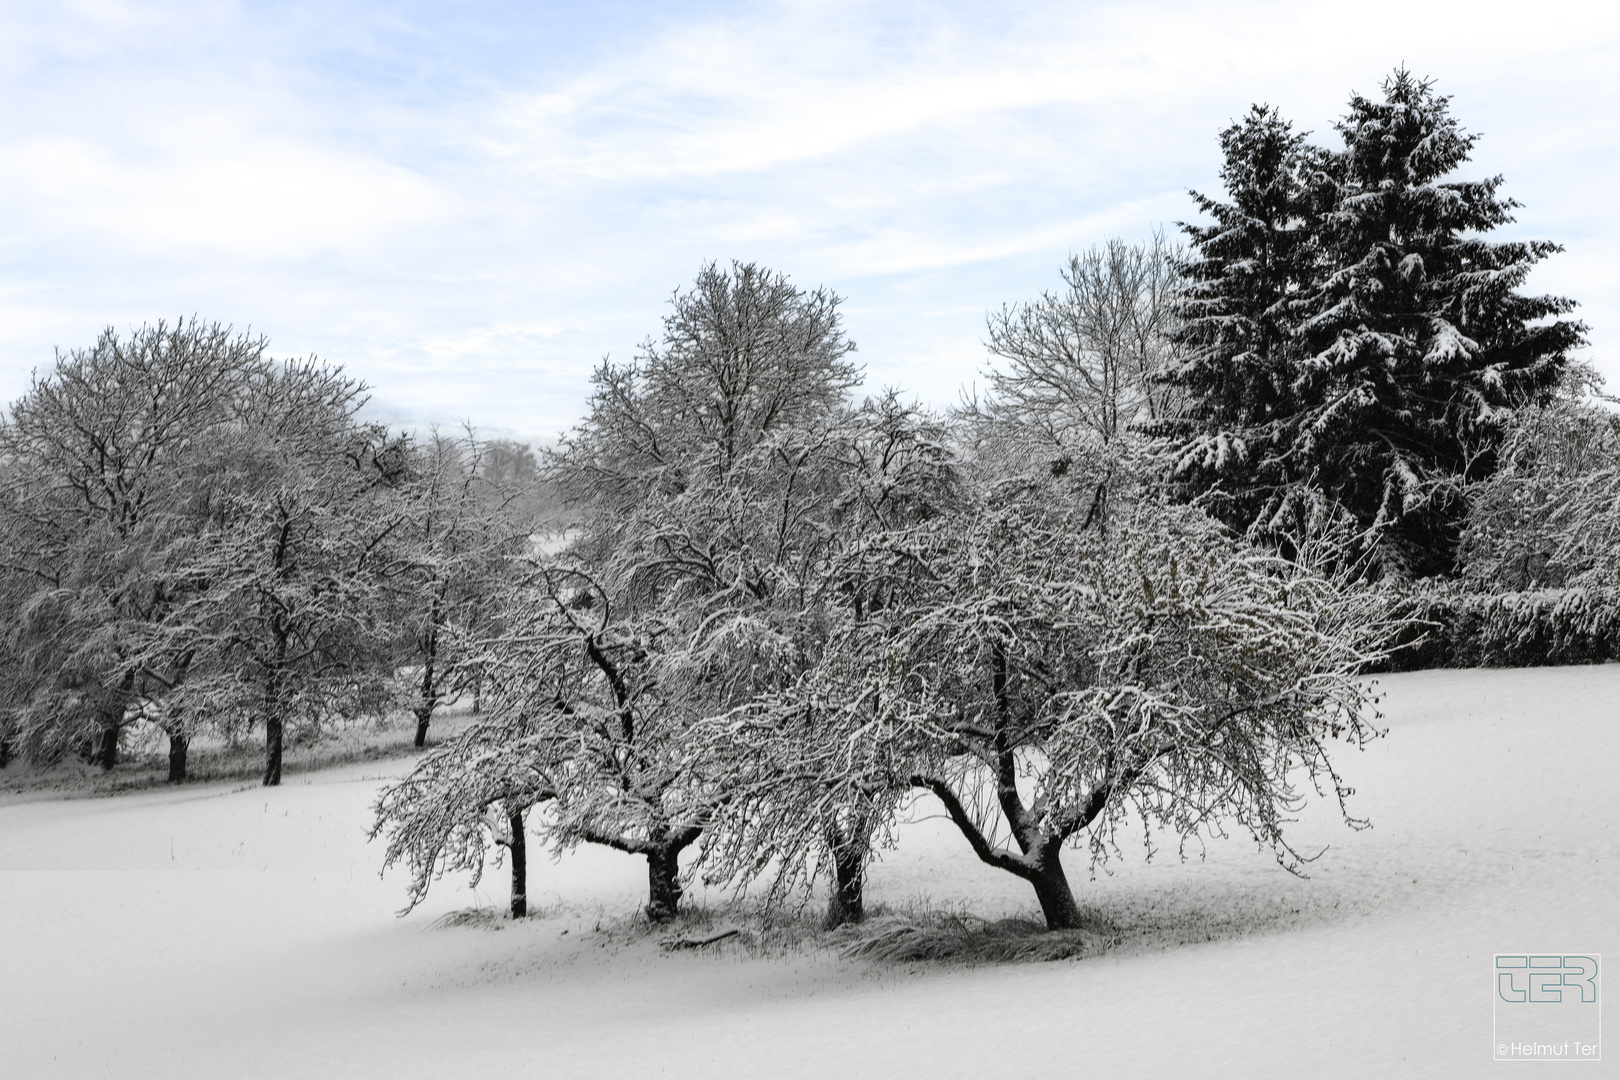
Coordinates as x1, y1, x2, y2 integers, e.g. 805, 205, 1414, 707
646, 845, 683, 922
918, 769, 1095, 933
508, 807, 528, 919
166, 731, 189, 784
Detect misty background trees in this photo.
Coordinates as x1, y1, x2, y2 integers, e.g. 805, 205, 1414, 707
4, 69, 1610, 933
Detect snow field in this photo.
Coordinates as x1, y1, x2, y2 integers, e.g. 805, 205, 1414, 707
2, 665, 1616, 1078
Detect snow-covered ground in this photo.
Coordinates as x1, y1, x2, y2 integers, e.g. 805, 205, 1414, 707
2, 666, 1615, 1078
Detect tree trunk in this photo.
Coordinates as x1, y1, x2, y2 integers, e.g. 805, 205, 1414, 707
95, 669, 137, 772
263, 639, 287, 787
508, 807, 528, 919
413, 645, 435, 749
166, 731, 188, 784
824, 846, 866, 929
1028, 847, 1086, 931
645, 845, 683, 922
95, 720, 119, 771
263, 716, 283, 787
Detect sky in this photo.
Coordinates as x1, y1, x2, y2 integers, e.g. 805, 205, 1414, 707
2, 0, 1616, 444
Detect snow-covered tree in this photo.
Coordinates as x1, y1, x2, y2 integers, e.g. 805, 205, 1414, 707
974, 232, 1184, 459
375, 261, 863, 921
961, 233, 1185, 539
392, 430, 535, 748
742, 473, 1392, 931
0, 321, 269, 777
372, 705, 556, 917
1150, 106, 1328, 551
151, 360, 408, 786
1159, 72, 1586, 578
1460, 393, 1620, 589
697, 392, 961, 927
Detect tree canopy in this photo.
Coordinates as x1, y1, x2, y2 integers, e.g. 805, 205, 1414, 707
1157, 70, 1586, 579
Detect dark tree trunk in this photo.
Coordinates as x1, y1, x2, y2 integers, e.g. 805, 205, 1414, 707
263, 716, 283, 787
1028, 847, 1086, 931
95, 672, 133, 772
95, 720, 119, 771
645, 845, 683, 922
823, 829, 867, 929
413, 642, 436, 749
508, 807, 528, 919
166, 731, 188, 784
0, 738, 11, 768
263, 637, 287, 787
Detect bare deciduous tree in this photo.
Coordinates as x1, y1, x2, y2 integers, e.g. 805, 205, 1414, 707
375, 262, 862, 922
393, 429, 535, 748
733, 477, 1394, 931
0, 320, 267, 777
973, 232, 1183, 459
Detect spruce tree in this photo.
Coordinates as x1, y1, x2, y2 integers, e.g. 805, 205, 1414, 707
1161, 71, 1586, 578
1153, 105, 1329, 546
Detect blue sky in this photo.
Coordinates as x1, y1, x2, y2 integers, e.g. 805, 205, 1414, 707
2, 0, 1616, 442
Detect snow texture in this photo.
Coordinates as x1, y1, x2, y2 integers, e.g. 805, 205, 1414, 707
2, 665, 1615, 1078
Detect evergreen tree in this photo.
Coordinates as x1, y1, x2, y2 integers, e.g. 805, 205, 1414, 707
1153, 106, 1328, 545
1160, 71, 1586, 578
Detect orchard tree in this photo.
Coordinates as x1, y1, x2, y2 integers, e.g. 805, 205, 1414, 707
372, 704, 556, 918
393, 430, 534, 748
0, 320, 269, 776
749, 475, 1393, 931
154, 360, 408, 786
698, 391, 961, 927
375, 261, 863, 921
1158, 71, 1586, 577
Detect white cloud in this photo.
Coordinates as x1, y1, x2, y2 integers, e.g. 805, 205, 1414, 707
5, 136, 454, 258
0, 0, 1615, 433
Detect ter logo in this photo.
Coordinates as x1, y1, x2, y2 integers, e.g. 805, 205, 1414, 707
1497, 955, 1599, 1004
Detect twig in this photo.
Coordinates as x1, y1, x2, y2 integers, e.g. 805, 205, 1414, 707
660, 927, 741, 950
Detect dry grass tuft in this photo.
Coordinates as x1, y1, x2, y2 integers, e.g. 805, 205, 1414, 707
428, 906, 505, 930
828, 912, 1114, 964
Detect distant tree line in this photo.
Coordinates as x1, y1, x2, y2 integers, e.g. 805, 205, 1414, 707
3, 69, 1607, 932
0, 321, 540, 781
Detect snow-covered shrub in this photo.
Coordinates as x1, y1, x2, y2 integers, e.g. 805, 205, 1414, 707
1459, 398, 1620, 590
1375, 583, 1620, 671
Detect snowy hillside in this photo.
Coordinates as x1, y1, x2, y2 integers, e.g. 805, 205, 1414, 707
2, 665, 1614, 1078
